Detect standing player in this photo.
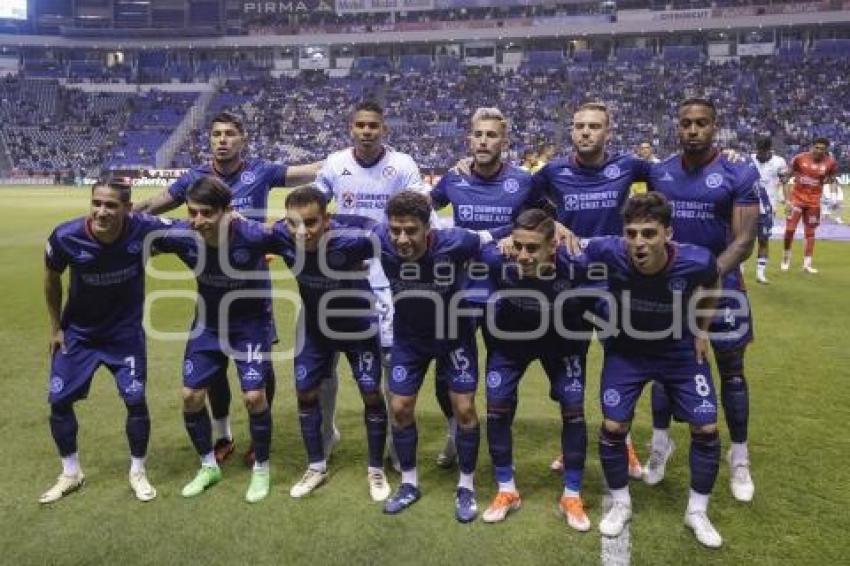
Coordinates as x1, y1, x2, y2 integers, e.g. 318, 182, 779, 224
40, 177, 171, 503
533, 101, 647, 479
379, 191, 489, 522
478, 210, 592, 532
751, 136, 789, 284
781, 137, 838, 273
646, 98, 760, 503
154, 177, 279, 503
590, 193, 724, 548
314, 100, 432, 464
135, 111, 321, 465
429, 107, 535, 469
636, 141, 660, 164
271, 186, 390, 502
519, 148, 540, 173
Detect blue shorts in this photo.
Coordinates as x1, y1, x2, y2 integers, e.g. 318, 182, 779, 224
484, 334, 586, 406
182, 324, 272, 392
388, 333, 478, 396
709, 270, 754, 353
600, 350, 717, 426
294, 329, 381, 395
48, 328, 146, 405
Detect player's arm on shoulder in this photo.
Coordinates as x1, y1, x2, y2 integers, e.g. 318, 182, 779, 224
717, 204, 758, 276
134, 185, 181, 215
284, 160, 324, 187
44, 265, 64, 355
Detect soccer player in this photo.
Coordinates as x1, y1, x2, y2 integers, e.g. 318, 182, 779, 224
588, 193, 724, 548
519, 148, 540, 173
314, 100, 432, 465
781, 137, 838, 273
378, 191, 489, 521
154, 176, 278, 503
40, 176, 172, 504
134, 111, 321, 466
636, 141, 660, 164
751, 136, 789, 284
646, 98, 760, 503
532, 101, 648, 479
477, 209, 592, 532
272, 185, 390, 502
428, 107, 536, 469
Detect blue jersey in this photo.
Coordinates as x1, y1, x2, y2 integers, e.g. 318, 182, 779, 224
648, 153, 760, 257
378, 226, 481, 340
431, 164, 534, 238
532, 153, 650, 237
168, 159, 287, 222
479, 243, 587, 336
579, 236, 718, 355
155, 219, 278, 329
269, 222, 377, 335
45, 214, 173, 339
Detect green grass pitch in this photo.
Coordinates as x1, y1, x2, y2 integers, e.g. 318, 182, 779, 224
1, 187, 848, 565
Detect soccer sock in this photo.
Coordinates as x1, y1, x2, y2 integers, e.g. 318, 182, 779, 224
248, 408, 272, 465
62, 453, 81, 476
265, 366, 277, 407
803, 252, 814, 267
211, 417, 232, 443
609, 486, 631, 505
49, 402, 78, 457
720, 374, 749, 443
599, 427, 629, 491
486, 401, 513, 472
208, 368, 231, 421
391, 423, 418, 475
756, 257, 767, 276
458, 472, 474, 491
200, 452, 217, 468
254, 460, 270, 473
455, 424, 480, 477
651, 381, 673, 430
319, 371, 339, 448
687, 489, 710, 514
183, 407, 213, 458
401, 468, 418, 487
308, 460, 327, 473
130, 456, 146, 475
446, 416, 457, 441
434, 377, 454, 421
561, 407, 586, 494
730, 441, 749, 466
689, 430, 720, 495
364, 401, 388, 469
125, 401, 150, 458
297, 397, 324, 464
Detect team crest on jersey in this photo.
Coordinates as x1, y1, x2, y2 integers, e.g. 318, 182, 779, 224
564, 194, 580, 211
240, 171, 256, 185
295, 365, 308, 381
49, 376, 64, 394
705, 173, 723, 189
603, 164, 621, 179
660, 172, 674, 182
392, 366, 408, 383
231, 248, 250, 265
486, 371, 502, 388
458, 205, 474, 222
183, 359, 194, 376
668, 277, 687, 292
603, 388, 621, 407
503, 178, 520, 194
341, 191, 356, 208
382, 166, 397, 179
127, 241, 142, 254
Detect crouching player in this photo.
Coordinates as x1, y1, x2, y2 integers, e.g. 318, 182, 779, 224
586, 194, 725, 548
272, 185, 390, 502
478, 209, 593, 531
41, 176, 173, 503
154, 177, 276, 503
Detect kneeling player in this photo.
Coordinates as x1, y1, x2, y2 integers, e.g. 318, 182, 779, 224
155, 177, 278, 503
273, 186, 390, 501
478, 210, 591, 531
586, 194, 724, 548
41, 177, 172, 503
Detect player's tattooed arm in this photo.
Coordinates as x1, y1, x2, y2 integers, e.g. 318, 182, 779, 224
694, 277, 720, 364
133, 188, 180, 215
717, 205, 758, 276
284, 161, 324, 186
44, 268, 65, 355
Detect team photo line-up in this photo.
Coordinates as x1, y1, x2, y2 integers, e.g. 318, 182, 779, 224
41, 97, 837, 551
